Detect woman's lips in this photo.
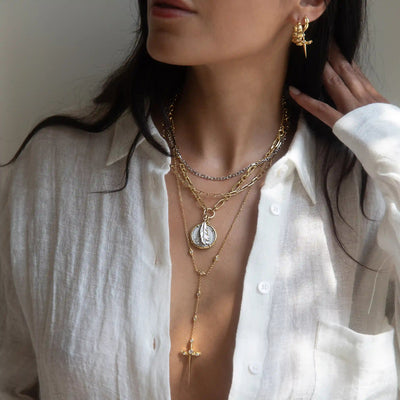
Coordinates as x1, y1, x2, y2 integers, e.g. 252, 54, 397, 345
151, 1, 196, 18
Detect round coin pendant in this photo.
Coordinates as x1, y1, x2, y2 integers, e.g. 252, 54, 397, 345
190, 221, 217, 249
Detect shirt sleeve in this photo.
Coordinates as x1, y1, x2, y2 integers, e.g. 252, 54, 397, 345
333, 103, 400, 398
332, 103, 400, 263
0, 165, 40, 399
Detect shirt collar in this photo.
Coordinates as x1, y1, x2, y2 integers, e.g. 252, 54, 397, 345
284, 115, 317, 204
105, 110, 317, 204
106, 110, 153, 166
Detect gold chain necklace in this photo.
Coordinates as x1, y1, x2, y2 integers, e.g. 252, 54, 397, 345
163, 97, 289, 250
172, 143, 274, 200
174, 159, 254, 384
165, 96, 289, 181
171, 158, 271, 250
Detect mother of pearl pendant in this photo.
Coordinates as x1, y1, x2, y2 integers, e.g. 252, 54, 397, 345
190, 221, 217, 249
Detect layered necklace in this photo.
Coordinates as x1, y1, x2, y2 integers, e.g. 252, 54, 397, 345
162, 95, 290, 383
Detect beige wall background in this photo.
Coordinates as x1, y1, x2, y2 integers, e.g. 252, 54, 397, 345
0, 0, 399, 163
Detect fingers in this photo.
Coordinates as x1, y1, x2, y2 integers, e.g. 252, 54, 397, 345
288, 86, 343, 128
327, 44, 370, 105
289, 42, 390, 128
327, 43, 389, 105
322, 62, 360, 113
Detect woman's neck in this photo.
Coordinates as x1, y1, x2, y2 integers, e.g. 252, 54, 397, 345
162, 44, 291, 175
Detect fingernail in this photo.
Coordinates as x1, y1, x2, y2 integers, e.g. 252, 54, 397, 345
289, 86, 301, 95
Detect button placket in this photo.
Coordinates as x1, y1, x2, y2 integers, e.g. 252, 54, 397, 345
229, 173, 292, 398
141, 163, 172, 399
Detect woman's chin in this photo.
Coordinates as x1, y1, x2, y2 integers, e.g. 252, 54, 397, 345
147, 49, 184, 66
146, 38, 198, 66
148, 51, 184, 65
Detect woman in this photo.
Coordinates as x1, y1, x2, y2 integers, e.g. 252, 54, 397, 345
1, 0, 399, 399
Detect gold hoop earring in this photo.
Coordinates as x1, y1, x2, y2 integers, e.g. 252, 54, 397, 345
292, 16, 313, 58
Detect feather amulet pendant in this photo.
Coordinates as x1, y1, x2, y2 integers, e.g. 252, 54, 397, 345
190, 219, 217, 250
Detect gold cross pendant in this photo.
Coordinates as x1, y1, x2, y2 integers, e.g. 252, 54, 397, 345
181, 338, 201, 384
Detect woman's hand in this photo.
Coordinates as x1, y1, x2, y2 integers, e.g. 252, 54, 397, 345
289, 43, 390, 128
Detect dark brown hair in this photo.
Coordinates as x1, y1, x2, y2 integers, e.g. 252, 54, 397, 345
2, 0, 369, 265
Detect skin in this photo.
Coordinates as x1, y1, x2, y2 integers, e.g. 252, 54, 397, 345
147, 0, 327, 175
146, 1, 391, 399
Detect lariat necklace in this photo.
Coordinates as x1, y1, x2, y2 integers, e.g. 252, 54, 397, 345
162, 94, 290, 384
163, 96, 289, 250
173, 159, 255, 384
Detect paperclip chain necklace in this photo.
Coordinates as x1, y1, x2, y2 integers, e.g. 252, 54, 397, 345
168, 97, 289, 182
163, 96, 289, 250
172, 143, 275, 199
173, 160, 255, 384
175, 138, 277, 181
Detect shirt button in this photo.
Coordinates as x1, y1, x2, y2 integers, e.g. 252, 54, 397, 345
257, 281, 271, 294
248, 363, 261, 375
270, 204, 281, 216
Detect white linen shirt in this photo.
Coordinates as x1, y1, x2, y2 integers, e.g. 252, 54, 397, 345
1, 103, 400, 400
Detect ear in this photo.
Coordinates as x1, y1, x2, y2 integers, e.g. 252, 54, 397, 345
288, 0, 330, 25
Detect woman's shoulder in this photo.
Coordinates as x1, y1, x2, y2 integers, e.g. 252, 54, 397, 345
0, 112, 118, 205
18, 120, 112, 173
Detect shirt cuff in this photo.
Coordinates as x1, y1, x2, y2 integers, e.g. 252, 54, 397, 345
332, 102, 400, 181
